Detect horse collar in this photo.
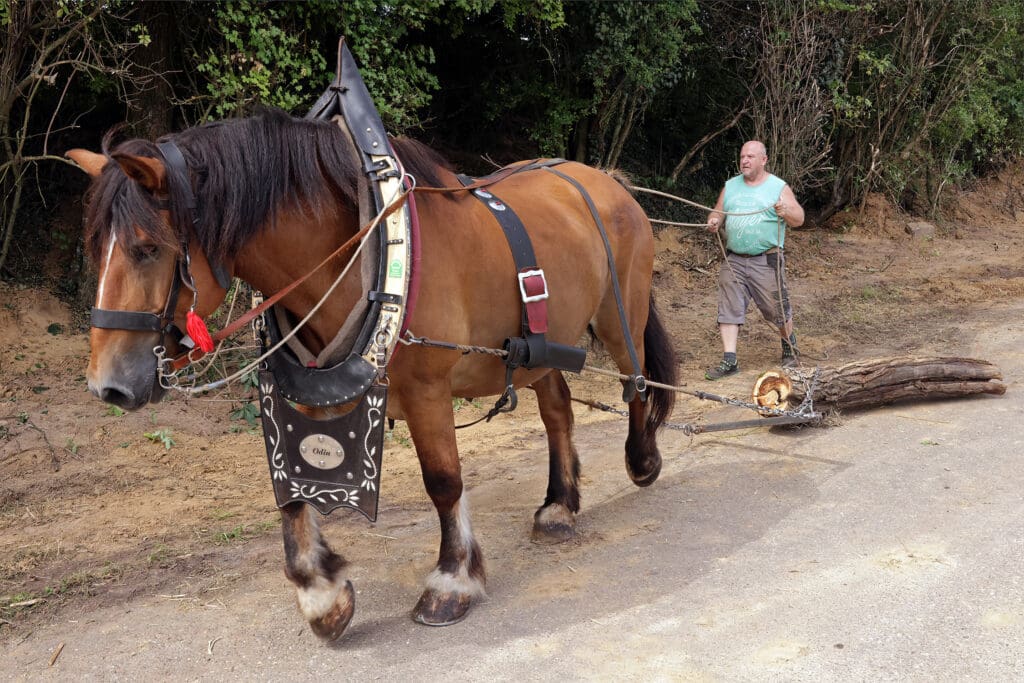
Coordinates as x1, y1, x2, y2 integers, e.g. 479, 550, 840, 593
258, 39, 414, 407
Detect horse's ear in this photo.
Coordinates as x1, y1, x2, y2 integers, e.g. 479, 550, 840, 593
110, 152, 166, 193
65, 149, 108, 177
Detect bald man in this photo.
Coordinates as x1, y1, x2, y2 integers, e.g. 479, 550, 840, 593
704, 141, 805, 380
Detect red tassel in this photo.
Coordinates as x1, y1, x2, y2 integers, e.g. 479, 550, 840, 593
186, 310, 215, 353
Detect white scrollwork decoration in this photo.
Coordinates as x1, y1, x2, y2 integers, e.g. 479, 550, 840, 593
362, 393, 383, 491
289, 480, 360, 506
262, 382, 287, 481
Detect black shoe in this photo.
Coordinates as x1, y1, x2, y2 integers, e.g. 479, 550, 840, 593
705, 360, 739, 380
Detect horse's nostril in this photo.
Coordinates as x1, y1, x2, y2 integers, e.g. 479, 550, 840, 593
99, 386, 135, 409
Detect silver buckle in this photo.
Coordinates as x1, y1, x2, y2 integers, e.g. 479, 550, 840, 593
518, 269, 548, 303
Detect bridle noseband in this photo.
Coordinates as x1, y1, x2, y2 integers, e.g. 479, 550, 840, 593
89, 140, 230, 347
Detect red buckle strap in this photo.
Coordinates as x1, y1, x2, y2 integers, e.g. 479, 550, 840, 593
517, 269, 548, 334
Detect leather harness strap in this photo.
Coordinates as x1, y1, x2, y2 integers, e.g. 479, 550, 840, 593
456, 160, 595, 377
542, 166, 646, 401
459, 175, 549, 338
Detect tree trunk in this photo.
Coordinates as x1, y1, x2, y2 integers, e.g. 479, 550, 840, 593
130, 2, 178, 139
754, 356, 1006, 413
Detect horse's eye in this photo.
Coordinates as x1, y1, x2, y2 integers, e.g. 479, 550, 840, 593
131, 244, 160, 263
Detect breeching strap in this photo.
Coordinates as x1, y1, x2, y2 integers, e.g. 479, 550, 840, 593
542, 166, 646, 400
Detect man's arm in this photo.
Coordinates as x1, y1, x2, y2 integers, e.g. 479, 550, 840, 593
706, 188, 726, 233
774, 185, 805, 228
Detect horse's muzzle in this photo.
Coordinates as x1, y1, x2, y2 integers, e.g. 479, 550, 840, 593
90, 379, 163, 410
87, 342, 164, 410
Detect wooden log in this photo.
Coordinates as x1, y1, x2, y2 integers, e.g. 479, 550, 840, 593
753, 356, 1006, 412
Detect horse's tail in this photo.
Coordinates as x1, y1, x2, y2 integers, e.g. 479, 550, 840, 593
602, 167, 636, 195
643, 293, 677, 431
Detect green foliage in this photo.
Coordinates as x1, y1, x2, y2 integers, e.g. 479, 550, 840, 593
5, 0, 1024, 286
214, 520, 276, 543
542, 1, 700, 163
144, 428, 175, 450
330, 0, 445, 130
194, 1, 327, 118
230, 401, 259, 427
240, 368, 259, 391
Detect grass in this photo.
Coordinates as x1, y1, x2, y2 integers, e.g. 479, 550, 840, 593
146, 544, 171, 566
213, 520, 278, 544
1, 564, 124, 617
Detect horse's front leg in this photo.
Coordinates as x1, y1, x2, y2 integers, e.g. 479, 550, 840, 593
280, 501, 355, 641
400, 381, 485, 626
530, 370, 581, 543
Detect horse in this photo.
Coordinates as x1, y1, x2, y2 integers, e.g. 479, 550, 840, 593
66, 107, 677, 641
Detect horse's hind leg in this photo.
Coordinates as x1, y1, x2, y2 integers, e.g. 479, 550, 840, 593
594, 293, 678, 488
280, 502, 355, 641
400, 382, 485, 626
624, 396, 661, 487
529, 370, 581, 543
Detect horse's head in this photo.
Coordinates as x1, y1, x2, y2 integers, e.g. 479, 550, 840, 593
67, 144, 229, 410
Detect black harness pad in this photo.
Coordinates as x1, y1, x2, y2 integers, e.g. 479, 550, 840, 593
261, 310, 377, 407
259, 369, 385, 521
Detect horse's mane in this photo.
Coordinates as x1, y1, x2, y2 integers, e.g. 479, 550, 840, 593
84, 108, 453, 264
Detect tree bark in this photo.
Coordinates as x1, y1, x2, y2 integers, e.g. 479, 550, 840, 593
755, 356, 1006, 413
130, 2, 178, 139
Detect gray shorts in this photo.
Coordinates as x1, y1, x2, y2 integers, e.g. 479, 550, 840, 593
717, 251, 792, 326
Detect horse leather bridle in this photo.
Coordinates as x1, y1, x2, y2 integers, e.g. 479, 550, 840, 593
89, 140, 230, 348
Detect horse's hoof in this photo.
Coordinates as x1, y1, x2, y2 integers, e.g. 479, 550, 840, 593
532, 504, 576, 544
412, 589, 472, 626
626, 451, 662, 488
308, 580, 355, 641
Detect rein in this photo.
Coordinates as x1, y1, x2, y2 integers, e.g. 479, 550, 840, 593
161, 161, 560, 383
630, 183, 801, 362
166, 190, 403, 372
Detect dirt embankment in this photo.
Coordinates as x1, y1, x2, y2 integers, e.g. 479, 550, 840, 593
1, 164, 1023, 642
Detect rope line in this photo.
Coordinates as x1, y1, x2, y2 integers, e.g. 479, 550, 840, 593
636, 181, 805, 367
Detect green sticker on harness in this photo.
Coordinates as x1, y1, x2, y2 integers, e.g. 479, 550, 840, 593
389, 259, 403, 278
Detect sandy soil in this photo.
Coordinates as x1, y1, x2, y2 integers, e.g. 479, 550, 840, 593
1, 164, 1022, 661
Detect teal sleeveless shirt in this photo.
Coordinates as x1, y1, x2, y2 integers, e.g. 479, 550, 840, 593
723, 173, 787, 255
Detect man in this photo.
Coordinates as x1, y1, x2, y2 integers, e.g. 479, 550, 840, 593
704, 140, 805, 380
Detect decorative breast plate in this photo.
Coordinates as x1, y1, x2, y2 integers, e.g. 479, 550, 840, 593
258, 369, 385, 521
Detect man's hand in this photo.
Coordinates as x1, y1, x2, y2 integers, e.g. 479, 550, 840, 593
774, 200, 787, 222
707, 215, 722, 233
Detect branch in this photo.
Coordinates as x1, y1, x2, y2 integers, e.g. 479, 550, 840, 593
670, 106, 746, 182
0, 155, 82, 174
9, 4, 103, 104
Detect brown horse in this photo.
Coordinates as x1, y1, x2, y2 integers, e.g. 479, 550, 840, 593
67, 107, 677, 641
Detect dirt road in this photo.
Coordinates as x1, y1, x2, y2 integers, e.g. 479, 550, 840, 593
4, 301, 1021, 681
2, 170, 1023, 679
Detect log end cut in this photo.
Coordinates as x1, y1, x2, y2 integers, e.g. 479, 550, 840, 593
752, 371, 793, 413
